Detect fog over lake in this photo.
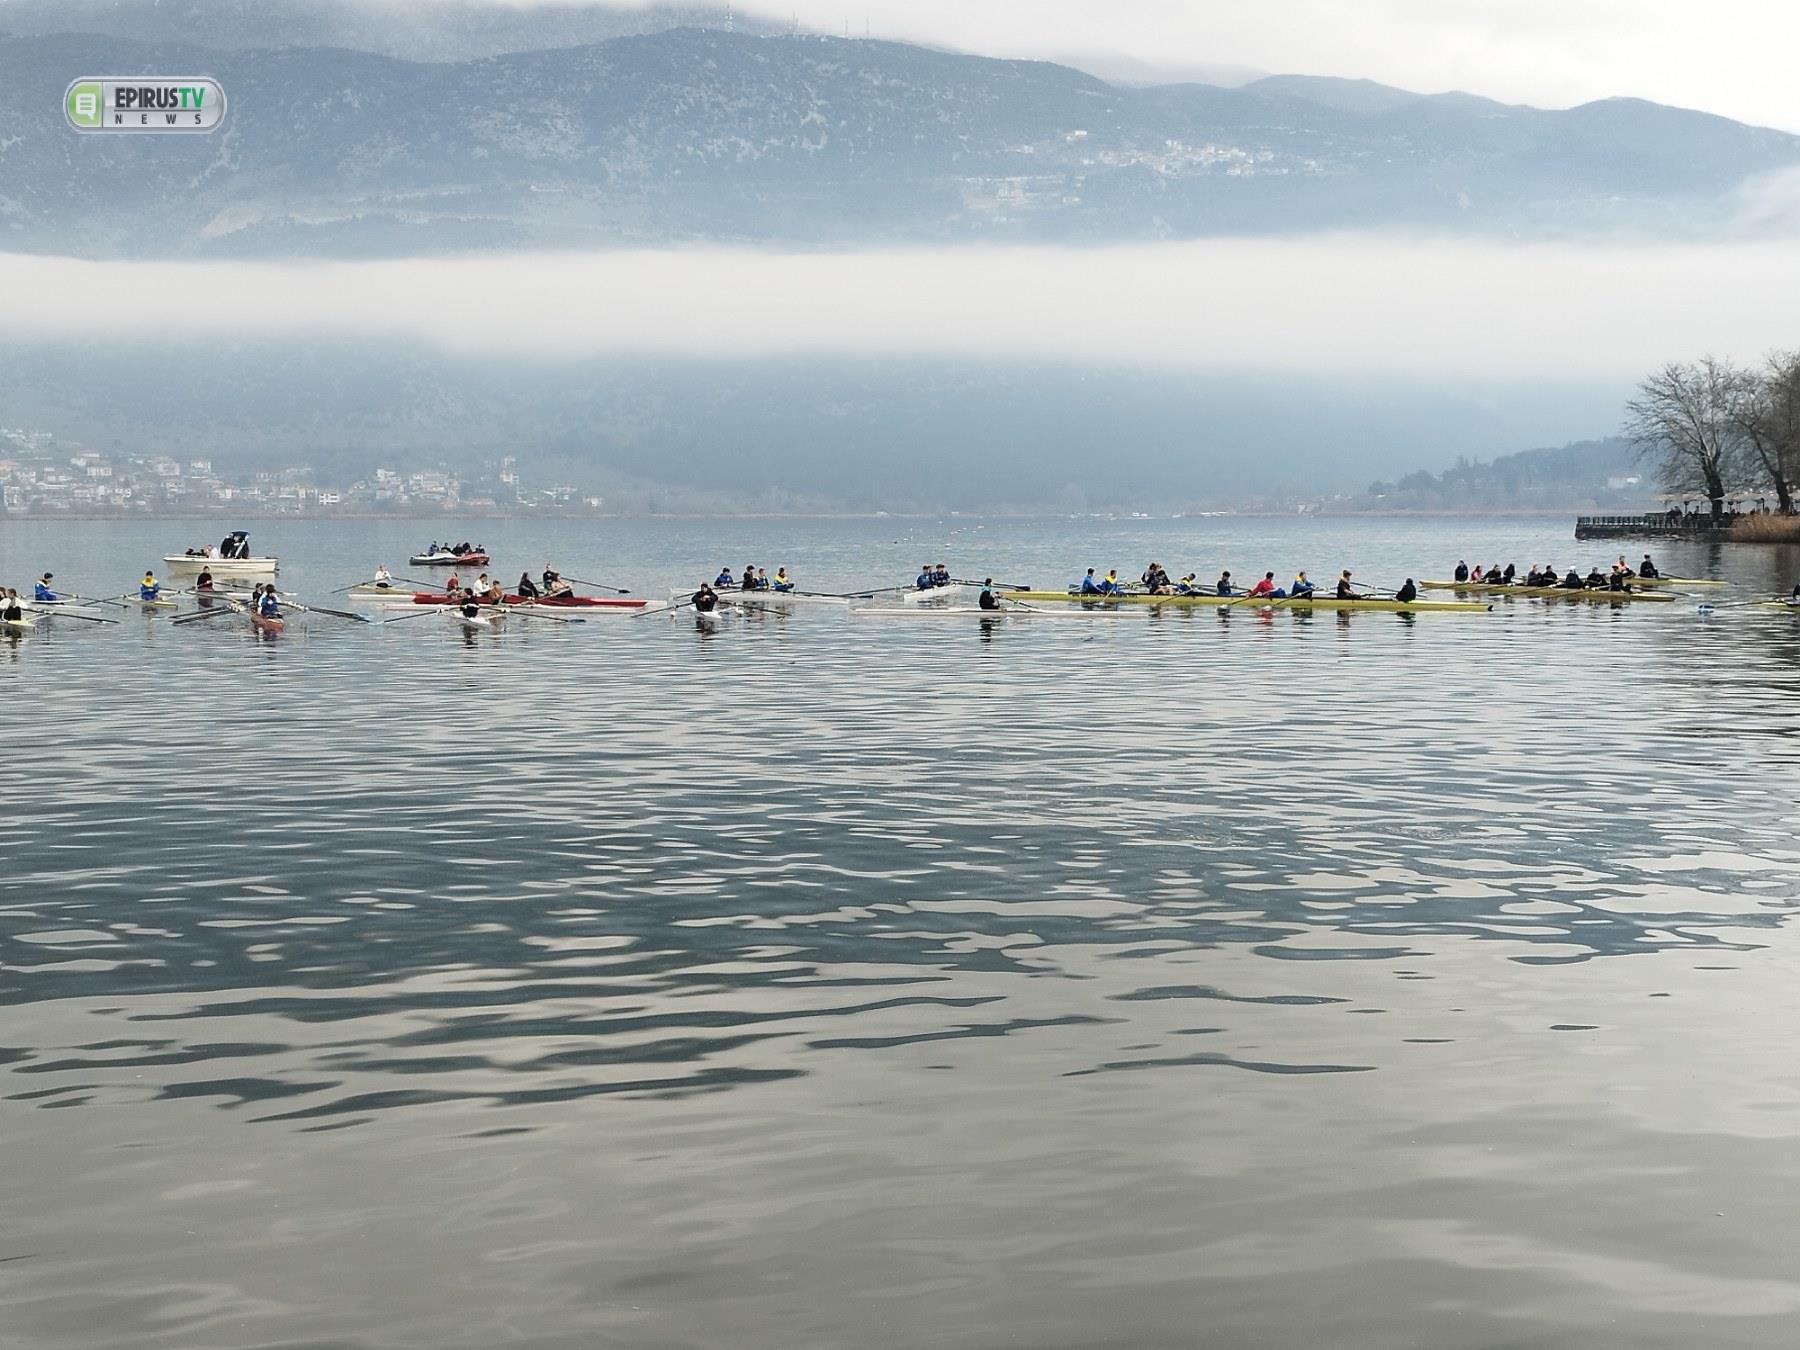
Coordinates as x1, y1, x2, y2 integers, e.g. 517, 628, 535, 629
4, 238, 1797, 379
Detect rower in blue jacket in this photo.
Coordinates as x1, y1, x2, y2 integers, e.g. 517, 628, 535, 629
34, 573, 57, 603
257, 585, 282, 619
1078, 568, 1103, 594
139, 572, 161, 601
915, 564, 935, 590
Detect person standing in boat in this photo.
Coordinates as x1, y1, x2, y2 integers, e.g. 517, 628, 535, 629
34, 573, 57, 603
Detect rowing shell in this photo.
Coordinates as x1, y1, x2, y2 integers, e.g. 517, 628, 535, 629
452, 610, 497, 633
405, 592, 645, 610
853, 605, 1132, 619
674, 588, 848, 611
902, 584, 969, 605
1005, 591, 1492, 613
3, 615, 36, 634
408, 551, 489, 566
1629, 575, 1726, 589
1418, 582, 1677, 603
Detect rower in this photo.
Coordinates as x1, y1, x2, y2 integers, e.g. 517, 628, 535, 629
978, 578, 1001, 611
916, 563, 934, 591
373, 564, 393, 585
772, 568, 794, 593
934, 563, 951, 587
1079, 568, 1103, 594
692, 582, 719, 613
1501, 563, 1516, 583
1174, 573, 1201, 595
140, 571, 161, 601
3, 588, 23, 623
1585, 566, 1607, 589
444, 572, 460, 595
1098, 569, 1123, 595
516, 571, 540, 600
1248, 571, 1277, 598
1483, 564, 1504, 583
714, 566, 734, 588
1607, 570, 1629, 592
544, 568, 573, 599
755, 567, 771, 591
1453, 560, 1469, 582
1290, 571, 1315, 596
1562, 568, 1584, 589
1335, 570, 1361, 599
1639, 554, 1660, 579
1395, 578, 1418, 602
484, 579, 505, 605
1216, 570, 1235, 597
33, 573, 57, 603
742, 564, 757, 592
475, 573, 491, 595
196, 568, 215, 593
256, 584, 281, 619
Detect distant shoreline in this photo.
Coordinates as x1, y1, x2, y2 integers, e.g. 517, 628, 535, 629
0, 507, 1622, 523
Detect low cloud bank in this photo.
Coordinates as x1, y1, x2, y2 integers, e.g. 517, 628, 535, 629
3, 238, 1795, 378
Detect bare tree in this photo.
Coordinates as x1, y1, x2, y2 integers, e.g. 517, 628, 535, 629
1623, 358, 1747, 521
1730, 350, 1800, 515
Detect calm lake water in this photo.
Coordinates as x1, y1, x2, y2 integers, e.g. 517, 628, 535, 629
4, 515, 1800, 1349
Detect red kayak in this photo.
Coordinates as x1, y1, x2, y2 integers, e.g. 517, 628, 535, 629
408, 592, 645, 610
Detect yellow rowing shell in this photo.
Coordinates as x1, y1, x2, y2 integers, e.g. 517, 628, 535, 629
1007, 591, 1490, 613
1418, 582, 1676, 603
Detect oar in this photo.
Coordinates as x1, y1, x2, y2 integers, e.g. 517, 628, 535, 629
60, 593, 128, 610
564, 575, 632, 596
173, 604, 241, 626
830, 583, 916, 599
35, 606, 118, 625
950, 577, 1031, 591
288, 599, 374, 624
505, 605, 583, 623
380, 606, 448, 624
328, 576, 396, 595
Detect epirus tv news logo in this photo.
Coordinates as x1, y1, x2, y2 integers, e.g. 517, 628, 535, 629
65, 78, 226, 133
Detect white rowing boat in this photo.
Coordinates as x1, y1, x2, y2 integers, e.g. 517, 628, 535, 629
902, 583, 970, 605
451, 609, 498, 633
163, 553, 279, 577
670, 588, 847, 612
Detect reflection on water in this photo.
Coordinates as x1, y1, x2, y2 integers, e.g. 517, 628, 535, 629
3, 517, 1800, 1349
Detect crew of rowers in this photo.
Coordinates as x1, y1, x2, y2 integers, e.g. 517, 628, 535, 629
710, 565, 794, 592
1078, 565, 1401, 601
435, 567, 577, 604
426, 540, 484, 558
1452, 553, 1657, 591
914, 563, 953, 590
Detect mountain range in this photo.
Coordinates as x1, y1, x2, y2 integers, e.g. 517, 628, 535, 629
2, 16, 1797, 257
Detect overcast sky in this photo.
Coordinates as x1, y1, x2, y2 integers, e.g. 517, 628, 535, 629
4, 239, 1794, 377
517, 0, 1800, 132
